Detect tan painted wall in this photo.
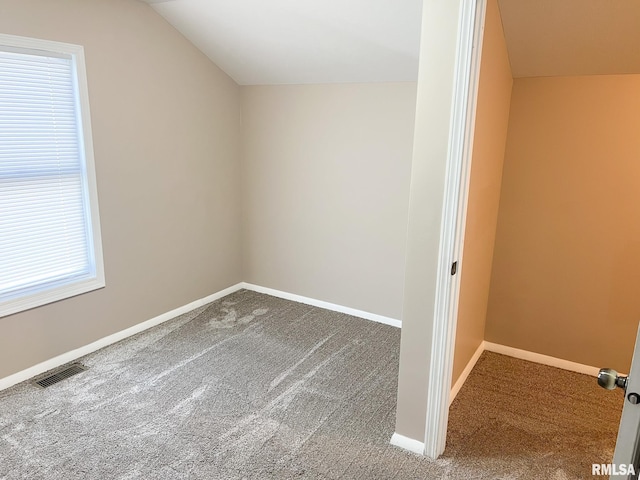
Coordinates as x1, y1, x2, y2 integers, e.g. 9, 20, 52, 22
485, 74, 640, 373
451, 0, 513, 385
240, 83, 416, 319
0, 0, 242, 379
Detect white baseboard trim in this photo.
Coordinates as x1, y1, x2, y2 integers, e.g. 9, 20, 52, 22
0, 283, 244, 392
448, 340, 602, 406
240, 282, 402, 328
391, 342, 602, 457
450, 340, 485, 405
0, 281, 401, 392
390, 433, 425, 455
484, 341, 600, 377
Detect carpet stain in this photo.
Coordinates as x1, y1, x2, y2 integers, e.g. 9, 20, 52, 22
209, 306, 268, 329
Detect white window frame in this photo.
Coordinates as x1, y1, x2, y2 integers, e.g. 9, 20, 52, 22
0, 33, 104, 318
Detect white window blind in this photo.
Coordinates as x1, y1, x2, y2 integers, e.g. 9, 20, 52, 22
0, 36, 104, 316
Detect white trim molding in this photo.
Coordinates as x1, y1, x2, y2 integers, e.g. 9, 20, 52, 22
423, 0, 486, 460
0, 283, 244, 392
393, 339, 604, 457
446, 341, 602, 407
0, 33, 105, 319
450, 340, 485, 404
240, 282, 402, 328
0, 282, 402, 392
390, 433, 425, 456
484, 342, 601, 377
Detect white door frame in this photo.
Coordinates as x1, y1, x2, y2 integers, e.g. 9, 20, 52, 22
611, 323, 640, 478
423, 0, 487, 458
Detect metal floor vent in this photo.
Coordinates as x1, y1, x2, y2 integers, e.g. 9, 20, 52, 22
34, 363, 87, 388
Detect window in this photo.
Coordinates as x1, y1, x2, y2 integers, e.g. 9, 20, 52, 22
0, 34, 104, 317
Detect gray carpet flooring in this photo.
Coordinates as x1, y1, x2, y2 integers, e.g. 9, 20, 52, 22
0, 289, 623, 479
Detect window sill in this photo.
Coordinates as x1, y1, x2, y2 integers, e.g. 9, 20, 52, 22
0, 276, 106, 318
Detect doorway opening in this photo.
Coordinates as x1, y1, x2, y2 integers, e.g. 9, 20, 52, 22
438, 0, 640, 476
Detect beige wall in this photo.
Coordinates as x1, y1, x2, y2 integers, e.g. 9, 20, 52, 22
0, 0, 242, 379
451, 0, 513, 385
240, 83, 416, 319
486, 74, 640, 372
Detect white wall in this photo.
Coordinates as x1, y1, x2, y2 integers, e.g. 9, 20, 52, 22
240, 83, 417, 319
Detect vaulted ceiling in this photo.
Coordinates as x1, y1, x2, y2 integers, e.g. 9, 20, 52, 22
144, 0, 640, 84
145, 0, 423, 85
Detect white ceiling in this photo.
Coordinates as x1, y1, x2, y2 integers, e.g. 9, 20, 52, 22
498, 0, 640, 78
145, 0, 423, 85
145, 0, 640, 84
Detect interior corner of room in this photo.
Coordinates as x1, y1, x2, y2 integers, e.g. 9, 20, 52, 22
0, 0, 418, 386
1, 0, 639, 478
